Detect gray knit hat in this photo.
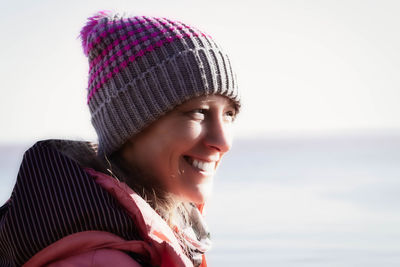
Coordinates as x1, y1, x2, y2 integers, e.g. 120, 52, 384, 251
80, 11, 241, 156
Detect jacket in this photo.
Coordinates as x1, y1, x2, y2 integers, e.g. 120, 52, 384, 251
0, 140, 210, 266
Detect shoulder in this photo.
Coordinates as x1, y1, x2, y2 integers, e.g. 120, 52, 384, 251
46, 249, 143, 267
25, 231, 145, 267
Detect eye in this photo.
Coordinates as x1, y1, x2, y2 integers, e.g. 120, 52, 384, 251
187, 109, 206, 120
224, 109, 236, 122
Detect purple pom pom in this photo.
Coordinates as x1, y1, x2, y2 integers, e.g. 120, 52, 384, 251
80, 10, 112, 56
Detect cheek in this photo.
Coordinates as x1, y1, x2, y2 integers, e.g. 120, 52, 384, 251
175, 122, 203, 143
225, 125, 234, 150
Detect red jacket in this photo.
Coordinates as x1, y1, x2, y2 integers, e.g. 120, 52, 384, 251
25, 168, 204, 267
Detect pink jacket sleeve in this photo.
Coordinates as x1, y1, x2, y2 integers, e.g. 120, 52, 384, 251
23, 231, 154, 267
47, 248, 142, 267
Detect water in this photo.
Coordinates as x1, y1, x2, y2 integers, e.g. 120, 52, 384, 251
206, 133, 400, 266
1, 133, 400, 266
0, 143, 28, 204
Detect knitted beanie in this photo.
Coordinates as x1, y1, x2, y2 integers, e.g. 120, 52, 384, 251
80, 11, 240, 156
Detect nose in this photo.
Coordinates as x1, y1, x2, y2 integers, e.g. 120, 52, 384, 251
203, 114, 233, 154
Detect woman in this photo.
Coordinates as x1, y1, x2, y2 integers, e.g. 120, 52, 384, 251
0, 11, 240, 267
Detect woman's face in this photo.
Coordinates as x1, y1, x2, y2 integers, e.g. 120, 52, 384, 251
121, 95, 237, 204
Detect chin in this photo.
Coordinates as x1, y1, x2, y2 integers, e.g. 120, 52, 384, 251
182, 183, 213, 204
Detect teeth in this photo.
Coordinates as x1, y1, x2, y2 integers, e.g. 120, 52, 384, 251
191, 158, 216, 172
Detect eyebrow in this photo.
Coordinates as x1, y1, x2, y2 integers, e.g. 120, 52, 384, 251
177, 97, 237, 111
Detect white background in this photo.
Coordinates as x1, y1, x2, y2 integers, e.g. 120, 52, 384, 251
1, 0, 399, 144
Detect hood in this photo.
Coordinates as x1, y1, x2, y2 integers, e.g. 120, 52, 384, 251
0, 139, 144, 266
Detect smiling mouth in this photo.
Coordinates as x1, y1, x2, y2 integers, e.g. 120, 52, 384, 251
183, 156, 216, 173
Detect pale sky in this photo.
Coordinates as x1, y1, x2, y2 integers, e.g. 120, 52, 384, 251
1, 0, 399, 144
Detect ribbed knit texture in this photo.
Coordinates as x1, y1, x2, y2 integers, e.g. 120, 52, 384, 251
80, 11, 240, 156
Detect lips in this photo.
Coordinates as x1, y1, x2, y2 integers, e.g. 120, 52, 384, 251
183, 156, 216, 173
